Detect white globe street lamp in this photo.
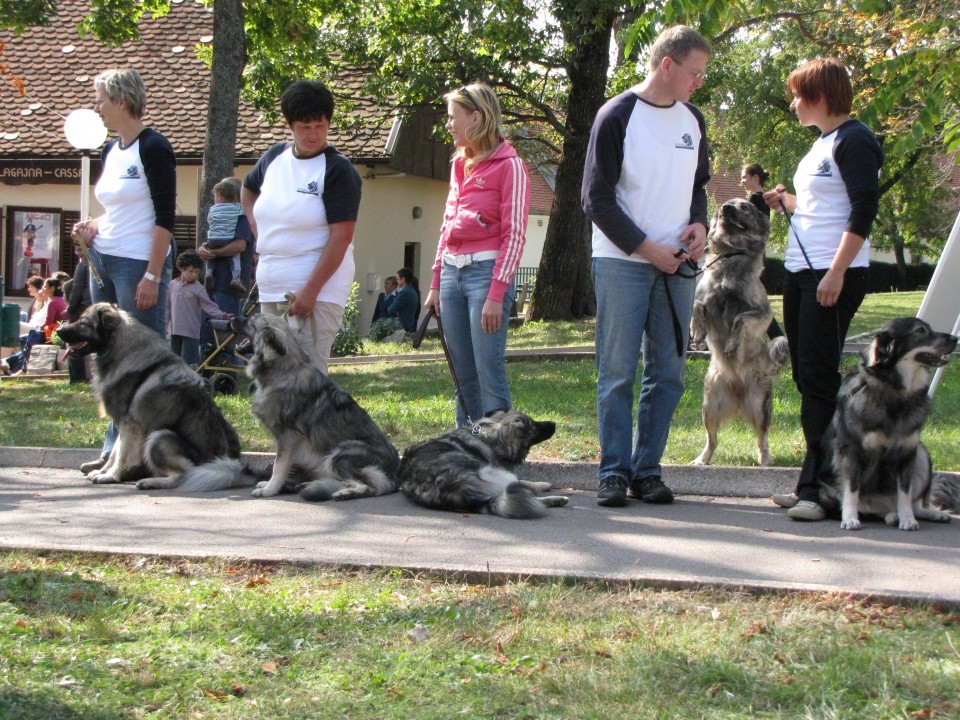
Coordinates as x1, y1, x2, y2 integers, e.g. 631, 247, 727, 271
63, 109, 108, 220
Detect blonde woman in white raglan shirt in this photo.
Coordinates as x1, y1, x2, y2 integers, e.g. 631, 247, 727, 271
72, 68, 176, 473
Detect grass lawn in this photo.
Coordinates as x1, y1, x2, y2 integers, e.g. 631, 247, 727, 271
2, 552, 958, 719
3, 290, 959, 470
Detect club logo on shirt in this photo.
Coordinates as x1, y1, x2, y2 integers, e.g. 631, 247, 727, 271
474, 176, 486, 188
675, 133, 694, 149
296, 180, 320, 196
120, 165, 141, 179
813, 159, 833, 176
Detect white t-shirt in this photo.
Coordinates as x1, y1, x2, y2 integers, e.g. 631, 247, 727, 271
244, 143, 362, 305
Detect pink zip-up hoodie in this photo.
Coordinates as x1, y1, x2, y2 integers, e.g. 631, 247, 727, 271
431, 141, 531, 302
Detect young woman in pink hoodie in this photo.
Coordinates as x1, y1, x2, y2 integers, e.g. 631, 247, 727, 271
423, 83, 531, 428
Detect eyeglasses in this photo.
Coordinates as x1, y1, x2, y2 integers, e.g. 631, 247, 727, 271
671, 59, 707, 82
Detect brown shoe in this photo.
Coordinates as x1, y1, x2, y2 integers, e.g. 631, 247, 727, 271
80, 455, 108, 474
229, 278, 247, 294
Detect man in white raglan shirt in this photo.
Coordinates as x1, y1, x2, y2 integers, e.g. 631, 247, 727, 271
582, 25, 712, 508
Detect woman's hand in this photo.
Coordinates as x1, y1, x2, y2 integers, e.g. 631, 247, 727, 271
72, 218, 99, 245
481, 298, 504, 333
136, 278, 159, 311
764, 185, 796, 214
817, 269, 844, 307
424, 289, 440, 317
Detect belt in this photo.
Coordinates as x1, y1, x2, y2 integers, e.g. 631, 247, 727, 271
442, 249, 499, 268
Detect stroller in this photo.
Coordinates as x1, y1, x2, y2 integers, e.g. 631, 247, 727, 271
196, 284, 258, 395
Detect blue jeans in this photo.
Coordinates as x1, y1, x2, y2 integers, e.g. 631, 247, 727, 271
439, 259, 514, 428
593, 257, 696, 482
170, 335, 201, 366
88, 247, 172, 335
88, 246, 172, 457
783, 266, 868, 502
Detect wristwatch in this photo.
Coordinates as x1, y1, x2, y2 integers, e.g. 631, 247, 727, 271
143, 271, 161, 284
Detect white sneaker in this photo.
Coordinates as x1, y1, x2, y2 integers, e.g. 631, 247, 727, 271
788, 500, 826, 521
772, 492, 799, 508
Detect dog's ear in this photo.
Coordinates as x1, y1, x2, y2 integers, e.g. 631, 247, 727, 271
97, 304, 124, 332
229, 316, 248, 335
866, 330, 895, 368
260, 325, 287, 357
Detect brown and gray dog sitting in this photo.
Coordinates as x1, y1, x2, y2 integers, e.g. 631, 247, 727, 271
690, 197, 789, 466
818, 317, 959, 530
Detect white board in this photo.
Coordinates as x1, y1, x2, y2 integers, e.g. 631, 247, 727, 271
917, 209, 960, 333
917, 209, 960, 397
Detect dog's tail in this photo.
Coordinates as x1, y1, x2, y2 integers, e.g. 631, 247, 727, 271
489, 483, 549, 519
931, 473, 960, 513
176, 457, 259, 492
767, 336, 790, 369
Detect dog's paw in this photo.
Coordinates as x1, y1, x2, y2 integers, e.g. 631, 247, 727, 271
541, 495, 569, 508
840, 518, 862, 530
931, 511, 952, 523
690, 456, 707, 466
89, 472, 120, 484
899, 518, 920, 531
252, 484, 280, 498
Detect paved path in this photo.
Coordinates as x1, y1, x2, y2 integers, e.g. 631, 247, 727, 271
2, 449, 958, 607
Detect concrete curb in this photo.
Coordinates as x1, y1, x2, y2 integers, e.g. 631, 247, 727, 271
0, 446, 802, 498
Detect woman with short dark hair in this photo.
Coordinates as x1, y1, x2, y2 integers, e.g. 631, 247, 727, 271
766, 58, 883, 521
242, 79, 362, 373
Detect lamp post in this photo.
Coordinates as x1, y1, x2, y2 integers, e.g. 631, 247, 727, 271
63, 109, 107, 221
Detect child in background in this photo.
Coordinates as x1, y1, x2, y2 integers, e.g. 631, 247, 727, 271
204, 179, 245, 294
170, 250, 231, 366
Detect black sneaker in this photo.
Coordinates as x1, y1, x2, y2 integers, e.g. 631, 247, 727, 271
629, 476, 674, 504
597, 475, 628, 507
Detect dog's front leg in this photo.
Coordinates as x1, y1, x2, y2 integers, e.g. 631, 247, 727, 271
839, 470, 862, 530
253, 441, 294, 497
895, 486, 920, 531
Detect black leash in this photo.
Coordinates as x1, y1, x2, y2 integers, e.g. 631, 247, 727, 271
413, 306, 473, 426
778, 198, 843, 349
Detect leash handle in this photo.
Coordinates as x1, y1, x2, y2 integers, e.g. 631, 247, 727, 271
70, 226, 105, 289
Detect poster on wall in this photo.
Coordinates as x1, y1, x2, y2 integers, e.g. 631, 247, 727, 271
8, 209, 61, 292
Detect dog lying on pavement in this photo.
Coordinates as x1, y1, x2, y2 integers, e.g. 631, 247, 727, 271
398, 410, 568, 518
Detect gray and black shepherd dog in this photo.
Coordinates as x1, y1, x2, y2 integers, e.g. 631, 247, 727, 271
690, 197, 789, 466
231, 313, 400, 501
398, 410, 568, 518
57, 303, 255, 491
819, 317, 960, 530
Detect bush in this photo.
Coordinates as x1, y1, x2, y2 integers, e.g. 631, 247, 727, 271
331, 282, 363, 357
368, 317, 404, 342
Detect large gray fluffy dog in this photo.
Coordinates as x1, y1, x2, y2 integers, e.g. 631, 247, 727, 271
818, 317, 960, 530
690, 198, 789, 466
398, 410, 568, 518
57, 303, 254, 491
231, 313, 399, 501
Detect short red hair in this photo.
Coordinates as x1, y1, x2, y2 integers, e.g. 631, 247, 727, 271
787, 58, 853, 116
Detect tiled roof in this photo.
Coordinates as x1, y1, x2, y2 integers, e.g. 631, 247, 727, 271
527, 161, 554, 215
0, 0, 392, 162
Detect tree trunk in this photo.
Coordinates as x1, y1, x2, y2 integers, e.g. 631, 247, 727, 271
197, 0, 245, 243
527, 4, 615, 321
893, 237, 908, 289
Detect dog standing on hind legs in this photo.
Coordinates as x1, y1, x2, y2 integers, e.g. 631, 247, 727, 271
690, 198, 789, 466
817, 317, 959, 530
